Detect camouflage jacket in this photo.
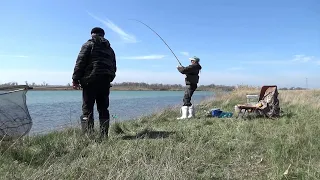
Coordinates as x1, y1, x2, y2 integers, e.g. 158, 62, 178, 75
177, 63, 202, 85
72, 36, 117, 85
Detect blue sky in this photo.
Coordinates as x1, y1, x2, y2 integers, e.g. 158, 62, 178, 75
0, 0, 319, 88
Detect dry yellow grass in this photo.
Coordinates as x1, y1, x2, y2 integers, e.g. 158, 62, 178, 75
1, 87, 320, 179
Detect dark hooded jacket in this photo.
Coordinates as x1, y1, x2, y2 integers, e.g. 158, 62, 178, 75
72, 36, 117, 86
177, 63, 202, 85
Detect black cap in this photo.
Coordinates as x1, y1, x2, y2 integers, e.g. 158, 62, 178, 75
91, 27, 105, 36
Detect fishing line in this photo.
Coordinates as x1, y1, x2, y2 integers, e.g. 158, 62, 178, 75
129, 19, 183, 66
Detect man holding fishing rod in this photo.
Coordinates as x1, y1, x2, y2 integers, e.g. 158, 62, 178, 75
177, 56, 202, 119
72, 27, 117, 138
129, 19, 202, 120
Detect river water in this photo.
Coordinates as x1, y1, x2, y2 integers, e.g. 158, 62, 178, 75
26, 90, 213, 134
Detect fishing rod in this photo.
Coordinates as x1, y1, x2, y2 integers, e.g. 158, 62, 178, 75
129, 19, 183, 66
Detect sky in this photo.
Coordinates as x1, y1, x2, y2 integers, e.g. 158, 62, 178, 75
0, 0, 319, 88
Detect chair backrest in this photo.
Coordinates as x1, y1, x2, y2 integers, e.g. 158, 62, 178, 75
258, 85, 278, 101
258, 85, 280, 117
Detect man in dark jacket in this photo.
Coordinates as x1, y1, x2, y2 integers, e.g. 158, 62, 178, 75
72, 27, 117, 138
176, 56, 202, 119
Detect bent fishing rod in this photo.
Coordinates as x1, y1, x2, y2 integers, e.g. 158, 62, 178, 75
129, 19, 183, 66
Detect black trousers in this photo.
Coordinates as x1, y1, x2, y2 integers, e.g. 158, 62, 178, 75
183, 84, 198, 106
81, 81, 110, 135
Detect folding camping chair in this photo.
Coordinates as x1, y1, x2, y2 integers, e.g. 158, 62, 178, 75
235, 85, 280, 118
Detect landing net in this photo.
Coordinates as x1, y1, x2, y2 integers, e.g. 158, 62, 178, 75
0, 85, 32, 140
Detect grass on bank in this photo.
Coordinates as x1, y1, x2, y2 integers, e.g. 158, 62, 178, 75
1, 87, 320, 179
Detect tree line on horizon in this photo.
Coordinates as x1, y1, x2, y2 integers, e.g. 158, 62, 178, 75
0, 81, 235, 91
0, 81, 308, 91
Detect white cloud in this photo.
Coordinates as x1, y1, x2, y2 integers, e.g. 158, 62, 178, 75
292, 54, 315, 63
0, 54, 29, 58
241, 54, 318, 65
180, 52, 189, 56
240, 60, 291, 65
87, 12, 138, 43
119, 55, 166, 60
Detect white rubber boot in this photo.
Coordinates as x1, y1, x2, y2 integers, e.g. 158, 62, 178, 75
188, 105, 195, 118
177, 106, 189, 119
